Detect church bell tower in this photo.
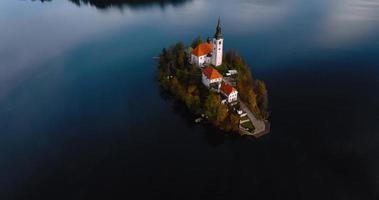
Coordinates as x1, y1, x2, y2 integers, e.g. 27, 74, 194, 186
212, 17, 223, 67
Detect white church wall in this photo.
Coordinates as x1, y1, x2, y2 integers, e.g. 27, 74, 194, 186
211, 38, 223, 66
202, 74, 210, 87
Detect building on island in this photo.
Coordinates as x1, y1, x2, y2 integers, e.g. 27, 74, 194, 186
196, 18, 238, 104
220, 82, 238, 103
191, 42, 213, 66
202, 67, 223, 90
191, 18, 223, 67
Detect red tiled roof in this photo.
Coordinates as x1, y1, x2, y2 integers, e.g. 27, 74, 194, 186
220, 82, 236, 95
202, 67, 223, 80
192, 43, 213, 57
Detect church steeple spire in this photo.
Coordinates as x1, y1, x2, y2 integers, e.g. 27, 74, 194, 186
214, 17, 223, 39
211, 17, 224, 66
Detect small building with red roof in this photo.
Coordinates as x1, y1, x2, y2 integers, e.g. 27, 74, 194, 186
202, 67, 223, 89
220, 81, 238, 103
191, 42, 213, 66
190, 18, 224, 67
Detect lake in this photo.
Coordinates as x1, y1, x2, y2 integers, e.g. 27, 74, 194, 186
0, 0, 379, 199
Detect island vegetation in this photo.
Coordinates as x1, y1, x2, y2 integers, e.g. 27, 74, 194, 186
158, 37, 269, 134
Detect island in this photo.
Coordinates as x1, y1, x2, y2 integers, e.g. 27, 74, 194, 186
157, 18, 270, 137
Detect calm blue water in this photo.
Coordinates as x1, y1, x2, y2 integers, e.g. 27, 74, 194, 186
1, 0, 379, 199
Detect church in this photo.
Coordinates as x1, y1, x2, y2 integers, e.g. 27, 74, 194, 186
190, 18, 223, 67
191, 19, 238, 104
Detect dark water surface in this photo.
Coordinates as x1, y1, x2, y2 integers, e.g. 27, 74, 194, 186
1, 0, 379, 199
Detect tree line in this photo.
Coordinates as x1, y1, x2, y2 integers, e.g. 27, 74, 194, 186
224, 50, 269, 120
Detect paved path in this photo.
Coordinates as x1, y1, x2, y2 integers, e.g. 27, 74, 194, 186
239, 100, 266, 135
223, 77, 268, 137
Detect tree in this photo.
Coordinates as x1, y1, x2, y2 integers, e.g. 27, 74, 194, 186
222, 113, 240, 132
204, 92, 221, 121
255, 80, 269, 119
175, 42, 185, 67
216, 104, 229, 126
191, 36, 203, 48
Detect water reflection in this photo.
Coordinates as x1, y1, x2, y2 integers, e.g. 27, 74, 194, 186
69, 0, 191, 9
31, 0, 192, 9
315, 0, 379, 47
30, 0, 52, 2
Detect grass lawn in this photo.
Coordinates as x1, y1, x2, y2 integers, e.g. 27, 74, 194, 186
215, 65, 228, 75
241, 121, 255, 132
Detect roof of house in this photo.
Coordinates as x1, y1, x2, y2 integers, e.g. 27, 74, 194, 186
192, 43, 213, 57
220, 81, 237, 95
202, 67, 223, 80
